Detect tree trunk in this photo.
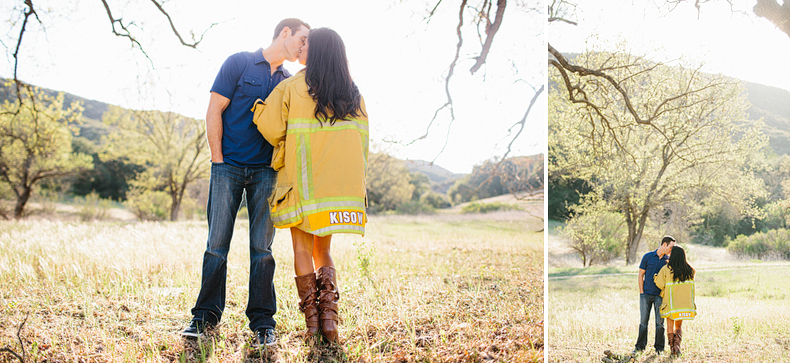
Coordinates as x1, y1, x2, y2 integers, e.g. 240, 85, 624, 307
170, 192, 181, 222
13, 187, 32, 219
754, 0, 790, 38
625, 212, 650, 265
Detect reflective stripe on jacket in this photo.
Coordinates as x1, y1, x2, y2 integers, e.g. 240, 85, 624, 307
252, 71, 368, 236
654, 265, 697, 320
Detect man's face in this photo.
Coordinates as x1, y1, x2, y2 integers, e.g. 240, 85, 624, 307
298, 36, 309, 65
284, 25, 309, 62
659, 241, 675, 256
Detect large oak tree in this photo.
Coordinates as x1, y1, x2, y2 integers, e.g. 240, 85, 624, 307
549, 49, 766, 264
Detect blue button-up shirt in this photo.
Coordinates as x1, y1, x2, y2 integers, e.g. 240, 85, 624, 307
210, 49, 291, 167
640, 249, 668, 296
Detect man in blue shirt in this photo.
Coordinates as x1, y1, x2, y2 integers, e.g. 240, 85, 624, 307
635, 235, 676, 354
181, 18, 310, 348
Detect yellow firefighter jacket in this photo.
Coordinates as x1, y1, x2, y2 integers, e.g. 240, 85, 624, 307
251, 71, 368, 236
654, 265, 697, 320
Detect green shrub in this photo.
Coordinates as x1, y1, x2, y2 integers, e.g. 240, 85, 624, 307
124, 188, 170, 221
760, 201, 790, 230
561, 211, 626, 266
727, 229, 790, 260
34, 188, 61, 216
420, 191, 451, 209
395, 200, 435, 215
76, 192, 112, 222
461, 202, 521, 214
178, 195, 202, 220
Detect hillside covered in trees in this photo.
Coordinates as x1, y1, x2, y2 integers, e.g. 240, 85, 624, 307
0, 79, 541, 220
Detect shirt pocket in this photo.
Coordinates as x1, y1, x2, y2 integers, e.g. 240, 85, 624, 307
241, 75, 262, 97
646, 259, 657, 275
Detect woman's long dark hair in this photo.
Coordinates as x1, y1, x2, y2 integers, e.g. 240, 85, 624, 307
304, 28, 363, 125
667, 245, 695, 282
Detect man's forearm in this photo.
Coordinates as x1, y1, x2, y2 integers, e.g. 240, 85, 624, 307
206, 111, 224, 162
637, 271, 645, 294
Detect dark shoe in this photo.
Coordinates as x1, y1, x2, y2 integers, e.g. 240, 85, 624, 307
254, 328, 277, 348
667, 332, 675, 356
295, 272, 320, 337
316, 265, 340, 343
181, 320, 210, 339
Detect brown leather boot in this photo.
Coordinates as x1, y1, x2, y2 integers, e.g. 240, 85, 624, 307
674, 328, 682, 356
295, 272, 320, 337
667, 331, 675, 356
316, 265, 340, 343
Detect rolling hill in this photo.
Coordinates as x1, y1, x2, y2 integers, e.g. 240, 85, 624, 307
548, 54, 790, 156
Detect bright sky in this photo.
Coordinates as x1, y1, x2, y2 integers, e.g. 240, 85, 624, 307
549, 0, 790, 92
1, 0, 546, 175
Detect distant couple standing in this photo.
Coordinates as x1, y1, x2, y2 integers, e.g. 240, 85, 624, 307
179, 18, 368, 348
635, 236, 697, 357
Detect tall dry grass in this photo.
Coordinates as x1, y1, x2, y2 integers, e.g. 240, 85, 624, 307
0, 209, 542, 362
548, 264, 790, 362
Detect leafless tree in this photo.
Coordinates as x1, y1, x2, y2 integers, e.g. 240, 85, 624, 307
418, 0, 545, 197
417, 2, 543, 150
5, 0, 215, 93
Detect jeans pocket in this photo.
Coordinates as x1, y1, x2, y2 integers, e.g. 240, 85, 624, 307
210, 162, 232, 180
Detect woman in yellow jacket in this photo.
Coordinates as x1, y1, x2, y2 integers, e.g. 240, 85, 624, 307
654, 245, 696, 356
252, 27, 367, 344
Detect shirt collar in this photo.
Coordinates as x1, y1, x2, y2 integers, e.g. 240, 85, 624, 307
254, 48, 285, 74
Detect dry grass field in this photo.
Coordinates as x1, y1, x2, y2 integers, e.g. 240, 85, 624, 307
547, 220, 790, 363
0, 201, 543, 362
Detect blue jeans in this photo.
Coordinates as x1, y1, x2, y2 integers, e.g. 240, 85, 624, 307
635, 293, 665, 352
191, 162, 277, 332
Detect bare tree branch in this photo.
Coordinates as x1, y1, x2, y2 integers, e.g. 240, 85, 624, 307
12, 0, 41, 98
0, 314, 28, 362
100, 0, 152, 63
427, 0, 444, 21
0, 347, 23, 363
548, 0, 578, 25
548, 44, 654, 126
662, 0, 747, 18
501, 84, 544, 161
149, 0, 218, 48
469, 0, 506, 74
407, 0, 466, 153
547, 16, 577, 25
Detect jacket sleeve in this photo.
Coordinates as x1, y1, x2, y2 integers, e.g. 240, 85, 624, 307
252, 82, 289, 170
360, 96, 369, 176
654, 265, 668, 291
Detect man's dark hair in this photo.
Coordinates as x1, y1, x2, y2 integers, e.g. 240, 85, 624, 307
304, 27, 364, 125
661, 236, 676, 246
273, 18, 310, 40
